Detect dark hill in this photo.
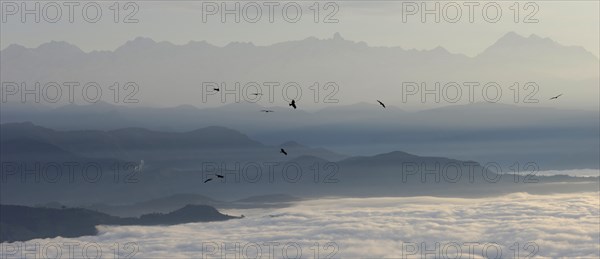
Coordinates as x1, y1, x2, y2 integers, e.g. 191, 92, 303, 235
0, 204, 238, 242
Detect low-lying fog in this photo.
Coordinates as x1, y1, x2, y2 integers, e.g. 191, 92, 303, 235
3, 192, 598, 258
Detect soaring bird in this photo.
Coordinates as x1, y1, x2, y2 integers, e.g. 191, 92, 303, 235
260, 110, 274, 113
204, 178, 213, 183
377, 100, 386, 108
252, 93, 263, 96
549, 94, 563, 100
216, 174, 224, 178
280, 148, 288, 155
213, 88, 220, 92
289, 99, 297, 109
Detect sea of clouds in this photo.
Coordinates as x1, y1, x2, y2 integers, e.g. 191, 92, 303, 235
534, 169, 600, 177
2, 192, 599, 259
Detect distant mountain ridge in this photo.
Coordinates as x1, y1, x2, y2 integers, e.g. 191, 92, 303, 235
2, 99, 599, 171
3, 32, 596, 60
2, 32, 597, 109
1, 122, 597, 206
0, 121, 264, 154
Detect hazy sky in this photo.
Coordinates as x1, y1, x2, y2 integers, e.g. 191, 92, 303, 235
1, 1, 599, 57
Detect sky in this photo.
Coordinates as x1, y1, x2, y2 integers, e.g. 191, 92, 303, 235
1, 1, 599, 57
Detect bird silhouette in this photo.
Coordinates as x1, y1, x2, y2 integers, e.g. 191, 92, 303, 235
289, 100, 297, 109
377, 100, 386, 108
252, 93, 263, 96
204, 178, 213, 183
280, 148, 288, 155
260, 110, 274, 113
216, 174, 224, 178
213, 88, 220, 92
549, 94, 563, 100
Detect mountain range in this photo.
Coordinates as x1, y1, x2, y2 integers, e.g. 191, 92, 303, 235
2, 101, 598, 169
2, 32, 598, 109
1, 122, 597, 206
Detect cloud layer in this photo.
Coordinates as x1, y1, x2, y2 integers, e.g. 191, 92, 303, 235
2, 192, 599, 258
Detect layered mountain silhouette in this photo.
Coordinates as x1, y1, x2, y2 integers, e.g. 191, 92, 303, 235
0, 204, 238, 242
1, 122, 262, 152
7, 100, 597, 169
1, 32, 597, 108
1, 123, 597, 206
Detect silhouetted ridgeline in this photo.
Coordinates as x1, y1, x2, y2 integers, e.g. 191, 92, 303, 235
0, 204, 239, 242
84, 193, 302, 217
2, 101, 598, 170
1, 122, 598, 205
1, 32, 597, 109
